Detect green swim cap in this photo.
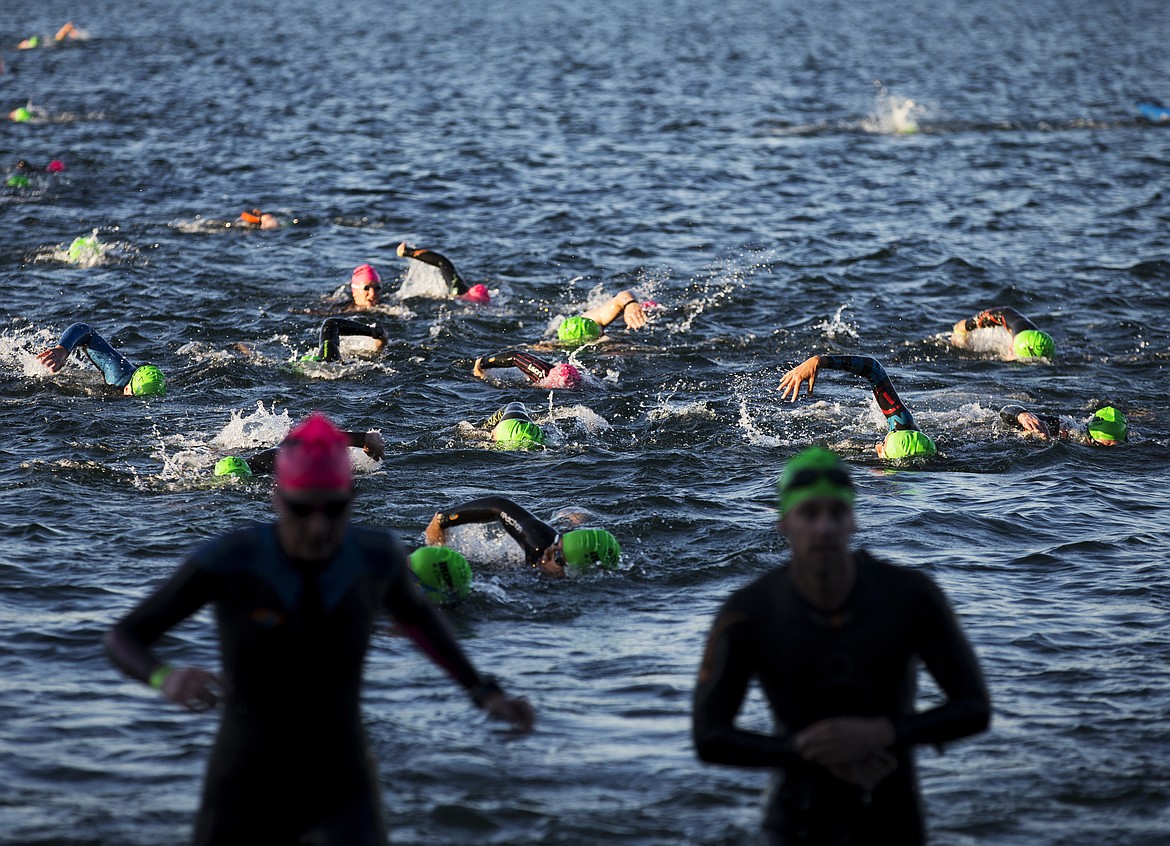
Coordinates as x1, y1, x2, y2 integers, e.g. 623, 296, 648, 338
557, 315, 601, 346
410, 547, 472, 604
12, 107, 32, 123
1013, 329, 1055, 359
882, 429, 937, 460
492, 418, 545, 450
129, 364, 166, 397
68, 235, 98, 262
213, 456, 253, 478
560, 528, 621, 572
7, 174, 31, 188
777, 447, 855, 517
1087, 406, 1127, 445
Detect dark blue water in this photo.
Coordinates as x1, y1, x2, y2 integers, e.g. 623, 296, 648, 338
2, 0, 1169, 843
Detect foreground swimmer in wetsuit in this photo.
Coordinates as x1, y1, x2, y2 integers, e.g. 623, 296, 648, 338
692, 447, 990, 845
424, 495, 620, 578
106, 413, 533, 846
473, 349, 583, 389
778, 354, 936, 459
951, 305, 1054, 359
1000, 403, 1127, 446
36, 322, 166, 397
396, 242, 491, 304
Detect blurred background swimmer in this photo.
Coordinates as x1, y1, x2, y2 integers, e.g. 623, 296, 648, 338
396, 242, 490, 304
951, 306, 1054, 360
214, 429, 386, 478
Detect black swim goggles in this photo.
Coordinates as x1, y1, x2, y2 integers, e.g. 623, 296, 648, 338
280, 495, 351, 518
782, 467, 854, 492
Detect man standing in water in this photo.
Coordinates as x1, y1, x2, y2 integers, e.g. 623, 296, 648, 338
105, 412, 534, 845
692, 447, 990, 845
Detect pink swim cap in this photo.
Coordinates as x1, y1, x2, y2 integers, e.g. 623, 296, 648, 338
46, 160, 65, 173
460, 283, 490, 304
276, 412, 352, 493
543, 363, 583, 389
350, 264, 381, 291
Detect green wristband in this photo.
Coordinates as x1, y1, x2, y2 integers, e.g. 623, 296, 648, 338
149, 664, 174, 690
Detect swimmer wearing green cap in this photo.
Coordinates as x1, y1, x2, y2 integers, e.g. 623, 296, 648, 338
778, 354, 937, 460
483, 402, 546, 450
425, 496, 620, 577
951, 306, 1055, 360
36, 323, 166, 397
214, 429, 385, 478
694, 446, 990, 842
555, 290, 649, 347
999, 403, 1127, 446
409, 547, 473, 605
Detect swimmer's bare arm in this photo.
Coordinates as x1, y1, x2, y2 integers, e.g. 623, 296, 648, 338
581, 291, 646, 330
777, 355, 821, 400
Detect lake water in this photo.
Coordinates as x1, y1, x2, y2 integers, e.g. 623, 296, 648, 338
2, 0, 1168, 843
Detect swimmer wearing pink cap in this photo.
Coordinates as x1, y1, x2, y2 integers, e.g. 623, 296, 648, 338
397, 242, 491, 304
473, 350, 583, 390
349, 264, 382, 310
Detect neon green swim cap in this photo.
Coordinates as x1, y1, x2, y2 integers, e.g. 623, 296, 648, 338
213, 456, 253, 478
409, 547, 472, 604
557, 315, 601, 346
68, 235, 98, 262
1087, 406, 1127, 445
1013, 329, 1055, 359
492, 418, 545, 450
777, 447, 855, 516
560, 528, 620, 572
7, 174, 31, 188
129, 365, 166, 397
882, 429, 937, 460
12, 107, 32, 123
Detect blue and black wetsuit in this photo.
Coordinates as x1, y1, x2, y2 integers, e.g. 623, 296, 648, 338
693, 550, 991, 845
432, 496, 557, 567
477, 351, 555, 385
316, 317, 386, 363
815, 355, 919, 433
108, 523, 495, 846
54, 322, 137, 388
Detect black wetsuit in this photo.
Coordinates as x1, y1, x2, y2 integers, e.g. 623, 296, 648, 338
400, 247, 469, 296
998, 405, 1062, 437
483, 402, 535, 429
317, 317, 385, 362
244, 431, 372, 475
477, 350, 555, 384
432, 496, 557, 567
110, 523, 489, 846
963, 307, 1038, 337
693, 550, 990, 845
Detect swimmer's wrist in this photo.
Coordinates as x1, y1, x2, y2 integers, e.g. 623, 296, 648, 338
149, 663, 174, 690
469, 677, 503, 708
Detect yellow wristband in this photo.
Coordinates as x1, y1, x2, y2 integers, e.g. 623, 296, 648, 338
149, 664, 174, 690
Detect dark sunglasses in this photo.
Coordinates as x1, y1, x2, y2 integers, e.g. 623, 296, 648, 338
784, 467, 853, 491
281, 496, 351, 518
360, 284, 381, 291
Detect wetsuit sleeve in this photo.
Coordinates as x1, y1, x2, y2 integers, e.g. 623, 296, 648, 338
56, 322, 138, 387
692, 605, 800, 767
483, 406, 508, 429
890, 576, 991, 748
818, 355, 918, 432
318, 317, 386, 362
478, 350, 555, 384
105, 556, 219, 683
377, 536, 487, 694
244, 447, 279, 475
433, 496, 557, 564
402, 247, 466, 294
967, 307, 1037, 336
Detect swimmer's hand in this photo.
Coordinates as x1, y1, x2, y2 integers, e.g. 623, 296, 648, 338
362, 431, 385, 460
36, 345, 69, 373
777, 355, 821, 401
161, 667, 225, 713
424, 513, 445, 546
793, 716, 897, 790
1016, 411, 1051, 438
473, 357, 486, 378
481, 689, 536, 734
622, 299, 648, 330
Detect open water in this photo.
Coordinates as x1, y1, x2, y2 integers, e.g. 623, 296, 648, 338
2, 0, 1169, 843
